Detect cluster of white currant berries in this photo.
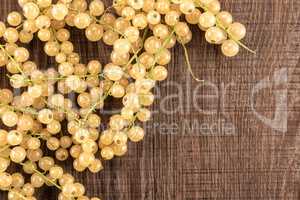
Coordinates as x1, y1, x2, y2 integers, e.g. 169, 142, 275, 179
0, 0, 251, 199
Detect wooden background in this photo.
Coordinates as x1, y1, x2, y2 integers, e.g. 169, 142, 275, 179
1, 0, 300, 199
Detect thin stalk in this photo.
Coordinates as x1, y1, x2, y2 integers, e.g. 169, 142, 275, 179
0, 145, 10, 154
122, 40, 147, 70
83, 84, 113, 122
46, 76, 67, 81
83, 26, 150, 122
93, 18, 145, 66
196, 3, 256, 54
33, 168, 62, 189
42, 99, 81, 125
124, 114, 137, 132
16, 23, 23, 30
141, 28, 149, 43
50, 28, 58, 43
11, 190, 29, 200
224, 30, 256, 54
215, 19, 256, 54
0, 104, 38, 115
6, 74, 31, 85
180, 42, 204, 82
82, 27, 150, 122
20, 163, 62, 190
17, 107, 38, 115
149, 29, 176, 71
83, 27, 150, 122
0, 44, 26, 75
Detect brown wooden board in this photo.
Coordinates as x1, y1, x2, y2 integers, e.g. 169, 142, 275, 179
0, 0, 300, 199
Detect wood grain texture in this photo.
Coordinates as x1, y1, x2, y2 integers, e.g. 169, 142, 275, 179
1, 0, 300, 199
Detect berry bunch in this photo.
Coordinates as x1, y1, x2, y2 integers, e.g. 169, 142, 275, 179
0, 0, 253, 199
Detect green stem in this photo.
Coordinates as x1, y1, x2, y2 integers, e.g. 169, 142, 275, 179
16, 23, 23, 30
82, 27, 150, 123
20, 163, 62, 190
11, 190, 29, 200
122, 27, 149, 72
34, 169, 62, 189
215, 19, 256, 54
0, 145, 10, 154
50, 28, 58, 43
150, 29, 176, 71
230, 36, 256, 54
141, 28, 149, 43
0, 44, 26, 75
0, 104, 38, 115
196, 2, 256, 54
125, 114, 138, 131
42, 99, 81, 125
180, 42, 204, 82
46, 76, 67, 81
83, 27, 151, 122
83, 84, 113, 122
94, 18, 143, 65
